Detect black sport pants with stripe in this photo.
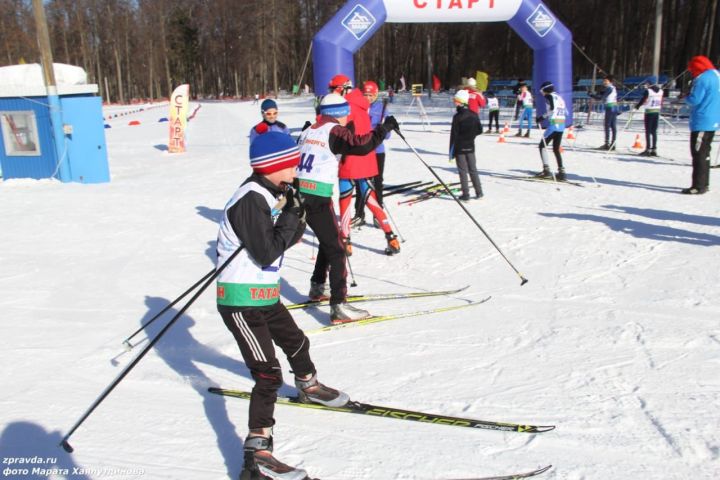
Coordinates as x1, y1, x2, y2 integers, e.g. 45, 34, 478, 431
219, 302, 315, 429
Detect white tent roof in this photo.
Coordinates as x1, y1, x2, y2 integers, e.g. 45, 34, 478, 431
0, 63, 98, 98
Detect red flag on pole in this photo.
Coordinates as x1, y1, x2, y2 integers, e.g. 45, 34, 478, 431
432, 74, 441, 92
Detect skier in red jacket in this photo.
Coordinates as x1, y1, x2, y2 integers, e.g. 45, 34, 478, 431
338, 84, 400, 256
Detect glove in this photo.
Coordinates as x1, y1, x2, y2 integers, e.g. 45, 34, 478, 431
382, 115, 399, 133
301, 120, 312, 132
283, 185, 306, 223
254, 121, 269, 134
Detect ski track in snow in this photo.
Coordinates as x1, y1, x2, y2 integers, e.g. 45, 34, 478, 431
1, 94, 719, 479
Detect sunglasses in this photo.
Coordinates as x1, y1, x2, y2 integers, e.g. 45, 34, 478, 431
330, 85, 353, 93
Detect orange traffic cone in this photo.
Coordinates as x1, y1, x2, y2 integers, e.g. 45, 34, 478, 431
497, 130, 507, 143
503, 122, 510, 134
566, 126, 576, 140
632, 134, 643, 149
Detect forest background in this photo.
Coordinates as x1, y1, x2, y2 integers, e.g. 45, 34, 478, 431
1, 0, 718, 102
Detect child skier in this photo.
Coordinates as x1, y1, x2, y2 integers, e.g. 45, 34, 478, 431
535, 81, 568, 180
216, 132, 349, 480
449, 89, 484, 200
351, 81, 392, 228
515, 83, 533, 137
297, 93, 398, 322
486, 91, 500, 133
339, 82, 400, 257
590, 75, 619, 150
249, 99, 290, 144
634, 81, 663, 156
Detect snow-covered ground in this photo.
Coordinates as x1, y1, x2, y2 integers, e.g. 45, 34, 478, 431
1, 93, 719, 480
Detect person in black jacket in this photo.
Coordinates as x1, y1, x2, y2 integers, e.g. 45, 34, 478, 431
216, 132, 349, 480
449, 89, 484, 200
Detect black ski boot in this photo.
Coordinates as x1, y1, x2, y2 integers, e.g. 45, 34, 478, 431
556, 168, 567, 181
523, 131, 530, 138
241, 435, 308, 480
308, 281, 330, 302
385, 232, 401, 255
534, 166, 553, 179
350, 216, 365, 228
596, 143, 610, 150
681, 187, 708, 195
295, 374, 350, 407
649, 149, 658, 157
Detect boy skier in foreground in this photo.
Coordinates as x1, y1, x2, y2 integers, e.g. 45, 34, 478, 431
216, 132, 349, 479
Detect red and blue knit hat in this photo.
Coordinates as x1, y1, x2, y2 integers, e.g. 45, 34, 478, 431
249, 132, 300, 174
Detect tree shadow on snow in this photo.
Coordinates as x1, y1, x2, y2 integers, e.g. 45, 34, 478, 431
0, 422, 90, 480
141, 296, 254, 478
539, 212, 720, 246
602, 205, 720, 228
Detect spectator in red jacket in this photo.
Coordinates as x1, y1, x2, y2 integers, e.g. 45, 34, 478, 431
465, 77, 486, 115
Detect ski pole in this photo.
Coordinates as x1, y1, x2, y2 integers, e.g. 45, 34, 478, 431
59, 246, 244, 453
542, 120, 600, 188
393, 129, 528, 286
382, 203, 405, 243
346, 255, 358, 287
608, 108, 636, 153
121, 267, 215, 349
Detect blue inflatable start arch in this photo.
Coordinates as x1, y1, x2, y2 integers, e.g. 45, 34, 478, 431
313, 0, 573, 123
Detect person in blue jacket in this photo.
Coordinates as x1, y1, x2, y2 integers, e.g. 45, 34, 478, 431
683, 55, 720, 194
249, 99, 290, 144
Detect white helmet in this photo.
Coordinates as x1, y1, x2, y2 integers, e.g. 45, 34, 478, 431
467, 77, 477, 87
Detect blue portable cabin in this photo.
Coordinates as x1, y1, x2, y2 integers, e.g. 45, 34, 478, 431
0, 82, 110, 183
